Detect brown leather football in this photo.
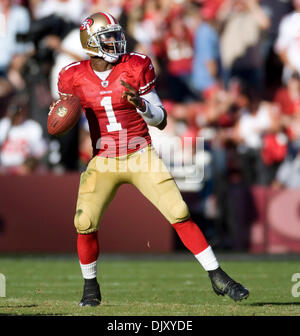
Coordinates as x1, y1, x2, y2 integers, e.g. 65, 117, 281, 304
47, 96, 82, 136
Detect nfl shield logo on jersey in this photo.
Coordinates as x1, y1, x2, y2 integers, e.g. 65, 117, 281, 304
101, 81, 109, 88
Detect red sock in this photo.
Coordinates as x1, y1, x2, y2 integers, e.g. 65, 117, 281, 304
172, 218, 209, 255
77, 232, 99, 264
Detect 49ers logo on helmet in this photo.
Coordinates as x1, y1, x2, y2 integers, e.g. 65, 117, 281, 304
80, 18, 93, 31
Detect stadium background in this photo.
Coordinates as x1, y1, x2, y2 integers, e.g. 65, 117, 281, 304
1, 0, 300, 256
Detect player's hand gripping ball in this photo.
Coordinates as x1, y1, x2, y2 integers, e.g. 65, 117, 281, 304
47, 95, 81, 136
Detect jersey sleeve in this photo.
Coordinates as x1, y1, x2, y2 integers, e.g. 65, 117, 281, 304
57, 62, 80, 96
138, 56, 156, 95
58, 71, 72, 95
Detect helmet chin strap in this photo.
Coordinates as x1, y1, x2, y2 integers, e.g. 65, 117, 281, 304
84, 48, 119, 63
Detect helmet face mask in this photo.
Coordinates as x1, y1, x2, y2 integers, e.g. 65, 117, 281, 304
80, 12, 127, 63
88, 29, 126, 56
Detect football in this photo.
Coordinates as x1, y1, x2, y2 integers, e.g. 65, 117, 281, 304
47, 95, 82, 136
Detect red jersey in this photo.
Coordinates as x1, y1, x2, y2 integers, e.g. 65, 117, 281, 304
58, 53, 156, 157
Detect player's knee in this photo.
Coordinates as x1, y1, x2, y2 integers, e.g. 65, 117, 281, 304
74, 209, 96, 234
170, 200, 190, 223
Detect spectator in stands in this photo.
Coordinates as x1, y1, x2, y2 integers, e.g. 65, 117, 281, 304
0, 93, 47, 174
274, 71, 300, 117
191, 1, 221, 100
11, 1, 86, 137
272, 72, 300, 160
218, 0, 270, 91
274, 145, 300, 188
116, 0, 161, 75
233, 86, 274, 184
260, 0, 293, 50
285, 95, 300, 156
9, 1, 89, 174
0, 74, 14, 118
129, 0, 165, 54
87, 0, 124, 20
0, 0, 32, 75
275, 0, 300, 84
161, 14, 196, 102
0, 0, 33, 117
260, 0, 293, 97
30, 0, 87, 23
260, 110, 288, 185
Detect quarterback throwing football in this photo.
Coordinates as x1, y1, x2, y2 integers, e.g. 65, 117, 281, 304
55, 12, 249, 306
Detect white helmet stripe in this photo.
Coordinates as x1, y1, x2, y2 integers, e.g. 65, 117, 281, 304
101, 12, 117, 24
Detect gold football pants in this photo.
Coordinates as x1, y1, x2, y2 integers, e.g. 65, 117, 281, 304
74, 146, 190, 234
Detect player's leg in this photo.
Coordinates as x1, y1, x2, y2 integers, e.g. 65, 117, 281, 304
129, 147, 249, 301
77, 231, 101, 306
129, 147, 217, 267
75, 156, 122, 306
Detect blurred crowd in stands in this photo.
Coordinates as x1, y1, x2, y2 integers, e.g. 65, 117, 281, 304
2, 0, 300, 248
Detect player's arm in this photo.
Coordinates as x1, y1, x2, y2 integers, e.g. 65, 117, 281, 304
139, 89, 167, 130
121, 80, 167, 130
49, 64, 77, 112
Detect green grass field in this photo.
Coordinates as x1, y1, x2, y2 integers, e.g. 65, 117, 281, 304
0, 254, 300, 316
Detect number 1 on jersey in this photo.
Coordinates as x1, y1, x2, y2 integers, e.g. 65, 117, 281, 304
101, 96, 122, 132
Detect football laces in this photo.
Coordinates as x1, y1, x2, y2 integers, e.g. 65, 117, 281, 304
48, 99, 61, 115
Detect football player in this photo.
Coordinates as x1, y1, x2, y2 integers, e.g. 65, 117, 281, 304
55, 12, 249, 306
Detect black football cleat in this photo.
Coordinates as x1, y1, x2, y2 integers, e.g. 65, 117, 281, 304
209, 267, 249, 301
79, 280, 101, 307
